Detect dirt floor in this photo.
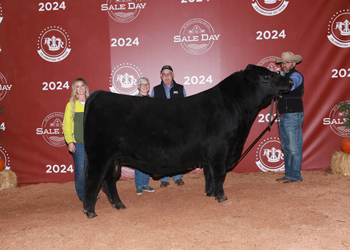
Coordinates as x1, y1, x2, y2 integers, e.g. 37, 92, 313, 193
1, 171, 350, 249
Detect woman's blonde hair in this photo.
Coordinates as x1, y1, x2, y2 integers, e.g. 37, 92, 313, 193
69, 78, 89, 118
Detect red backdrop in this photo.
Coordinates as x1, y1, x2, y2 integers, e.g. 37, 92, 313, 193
0, 0, 349, 185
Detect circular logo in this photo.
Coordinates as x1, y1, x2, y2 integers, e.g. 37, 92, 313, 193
37, 26, 71, 62
175, 18, 219, 55
104, 0, 145, 23
0, 146, 10, 170
121, 166, 135, 178
37, 112, 66, 147
109, 63, 142, 95
326, 102, 350, 137
327, 9, 350, 48
0, 72, 9, 101
251, 0, 289, 16
257, 56, 281, 73
255, 137, 285, 172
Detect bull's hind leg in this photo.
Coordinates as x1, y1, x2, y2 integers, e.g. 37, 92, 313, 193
209, 163, 228, 203
203, 165, 214, 197
83, 157, 104, 218
101, 159, 126, 210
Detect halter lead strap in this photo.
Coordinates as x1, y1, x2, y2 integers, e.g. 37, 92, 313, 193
236, 98, 278, 166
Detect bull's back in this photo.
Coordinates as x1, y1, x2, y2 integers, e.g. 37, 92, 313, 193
85, 89, 226, 136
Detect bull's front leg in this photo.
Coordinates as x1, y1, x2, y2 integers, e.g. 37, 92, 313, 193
209, 163, 228, 203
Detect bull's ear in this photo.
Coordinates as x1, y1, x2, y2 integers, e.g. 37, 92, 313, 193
246, 65, 258, 82
246, 64, 254, 71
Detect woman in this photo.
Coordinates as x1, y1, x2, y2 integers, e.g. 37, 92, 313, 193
63, 78, 89, 202
134, 77, 155, 195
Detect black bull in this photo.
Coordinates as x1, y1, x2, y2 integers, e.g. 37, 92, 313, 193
83, 64, 292, 218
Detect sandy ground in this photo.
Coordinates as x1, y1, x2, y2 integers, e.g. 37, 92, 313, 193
1, 171, 350, 250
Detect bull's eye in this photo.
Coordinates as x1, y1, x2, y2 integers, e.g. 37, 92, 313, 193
264, 75, 269, 79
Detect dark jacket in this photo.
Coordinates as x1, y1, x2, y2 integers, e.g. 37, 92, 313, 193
277, 68, 304, 114
153, 81, 184, 99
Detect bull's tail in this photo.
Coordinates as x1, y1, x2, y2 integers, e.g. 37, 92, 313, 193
113, 159, 122, 179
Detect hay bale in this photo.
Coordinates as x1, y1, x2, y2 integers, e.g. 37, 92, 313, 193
331, 151, 350, 176
0, 169, 18, 190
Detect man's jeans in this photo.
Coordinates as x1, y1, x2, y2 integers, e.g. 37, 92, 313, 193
72, 143, 85, 202
279, 112, 304, 182
160, 174, 183, 183
135, 169, 150, 187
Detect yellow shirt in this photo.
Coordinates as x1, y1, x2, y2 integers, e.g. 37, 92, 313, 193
62, 100, 85, 144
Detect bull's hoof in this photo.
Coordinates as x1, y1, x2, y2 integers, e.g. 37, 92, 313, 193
112, 202, 126, 210
117, 203, 126, 210
206, 192, 214, 197
84, 210, 97, 219
215, 195, 228, 203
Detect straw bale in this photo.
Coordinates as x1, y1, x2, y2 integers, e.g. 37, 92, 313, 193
331, 151, 350, 176
0, 169, 18, 190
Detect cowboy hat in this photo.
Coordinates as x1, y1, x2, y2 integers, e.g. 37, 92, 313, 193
275, 51, 302, 64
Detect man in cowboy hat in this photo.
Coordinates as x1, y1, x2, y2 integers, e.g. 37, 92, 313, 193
275, 51, 304, 183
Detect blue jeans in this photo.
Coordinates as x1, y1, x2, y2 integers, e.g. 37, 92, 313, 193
279, 112, 304, 182
161, 174, 183, 183
72, 143, 85, 202
135, 169, 150, 187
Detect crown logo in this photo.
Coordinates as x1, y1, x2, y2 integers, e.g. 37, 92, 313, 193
116, 73, 136, 88
263, 147, 283, 163
44, 36, 64, 51
335, 20, 350, 36
264, 0, 276, 4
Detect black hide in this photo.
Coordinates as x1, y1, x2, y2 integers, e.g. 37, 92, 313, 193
83, 64, 292, 218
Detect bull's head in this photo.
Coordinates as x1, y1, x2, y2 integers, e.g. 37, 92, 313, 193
244, 64, 293, 106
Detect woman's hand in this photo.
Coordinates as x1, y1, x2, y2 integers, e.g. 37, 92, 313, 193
68, 142, 76, 153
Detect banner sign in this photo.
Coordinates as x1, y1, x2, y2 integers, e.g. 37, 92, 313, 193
0, 0, 349, 185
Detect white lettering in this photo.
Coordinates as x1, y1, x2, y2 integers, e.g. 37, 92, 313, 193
101, 4, 126, 11
202, 34, 208, 41
323, 118, 346, 125
174, 35, 181, 43
36, 128, 60, 135
0, 85, 12, 90
173, 36, 199, 42
201, 34, 219, 41
128, 3, 146, 9
101, 4, 108, 11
